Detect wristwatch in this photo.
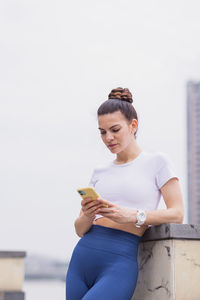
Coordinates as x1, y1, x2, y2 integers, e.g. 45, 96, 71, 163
135, 209, 146, 228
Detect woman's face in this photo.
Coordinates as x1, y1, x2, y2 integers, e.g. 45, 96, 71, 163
98, 110, 137, 153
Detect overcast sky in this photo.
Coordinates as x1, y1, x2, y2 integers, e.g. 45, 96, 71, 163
1, 0, 200, 261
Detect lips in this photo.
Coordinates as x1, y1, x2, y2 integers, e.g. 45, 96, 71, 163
108, 144, 117, 148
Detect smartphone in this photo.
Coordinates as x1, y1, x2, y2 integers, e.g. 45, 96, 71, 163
76, 187, 108, 208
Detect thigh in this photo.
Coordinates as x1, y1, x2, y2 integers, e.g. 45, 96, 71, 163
82, 258, 139, 300
65, 245, 89, 300
65, 270, 89, 300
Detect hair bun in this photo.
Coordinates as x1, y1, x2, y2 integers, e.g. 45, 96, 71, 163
108, 87, 133, 104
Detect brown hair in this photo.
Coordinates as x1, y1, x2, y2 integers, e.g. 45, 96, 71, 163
97, 87, 138, 138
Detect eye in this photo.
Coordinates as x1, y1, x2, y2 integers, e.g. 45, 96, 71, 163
100, 131, 106, 135
112, 129, 120, 133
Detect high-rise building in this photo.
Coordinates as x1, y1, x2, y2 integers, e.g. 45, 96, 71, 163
187, 81, 200, 224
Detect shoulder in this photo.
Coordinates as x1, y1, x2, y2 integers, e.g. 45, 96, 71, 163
150, 150, 170, 161
142, 151, 175, 171
154, 151, 174, 168
88, 161, 112, 186
90, 161, 113, 176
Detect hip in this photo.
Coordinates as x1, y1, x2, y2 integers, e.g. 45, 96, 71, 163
76, 224, 142, 261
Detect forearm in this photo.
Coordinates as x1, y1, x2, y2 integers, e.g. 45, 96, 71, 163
74, 214, 94, 237
142, 208, 184, 226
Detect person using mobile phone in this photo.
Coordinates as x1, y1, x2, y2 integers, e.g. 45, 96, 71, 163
66, 87, 184, 300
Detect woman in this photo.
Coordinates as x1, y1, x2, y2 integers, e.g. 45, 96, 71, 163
65, 87, 184, 300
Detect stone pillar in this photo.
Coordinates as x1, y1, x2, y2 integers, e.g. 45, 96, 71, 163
0, 251, 26, 300
132, 223, 200, 300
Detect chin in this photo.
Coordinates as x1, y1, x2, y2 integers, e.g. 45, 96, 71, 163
109, 147, 121, 153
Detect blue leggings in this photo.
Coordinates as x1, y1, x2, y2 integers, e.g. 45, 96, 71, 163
65, 224, 142, 300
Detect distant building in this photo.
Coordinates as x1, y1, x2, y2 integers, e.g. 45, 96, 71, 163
187, 81, 200, 224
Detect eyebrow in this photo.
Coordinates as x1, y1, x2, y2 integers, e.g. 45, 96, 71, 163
98, 124, 120, 130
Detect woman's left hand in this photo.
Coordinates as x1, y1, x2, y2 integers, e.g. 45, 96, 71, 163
96, 197, 137, 224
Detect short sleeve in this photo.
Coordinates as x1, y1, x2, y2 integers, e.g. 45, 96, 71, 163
155, 153, 179, 189
88, 168, 98, 187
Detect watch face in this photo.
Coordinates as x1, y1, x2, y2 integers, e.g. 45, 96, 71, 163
138, 211, 146, 221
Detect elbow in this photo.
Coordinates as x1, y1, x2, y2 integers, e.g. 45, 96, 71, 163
76, 231, 83, 238
178, 215, 184, 224
176, 209, 184, 224
74, 220, 83, 238
75, 228, 83, 238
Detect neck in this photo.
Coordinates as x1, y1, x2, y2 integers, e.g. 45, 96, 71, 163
115, 140, 142, 164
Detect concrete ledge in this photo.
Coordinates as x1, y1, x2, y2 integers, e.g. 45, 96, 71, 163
0, 292, 24, 300
132, 223, 200, 300
0, 252, 26, 291
0, 252, 26, 259
141, 223, 200, 242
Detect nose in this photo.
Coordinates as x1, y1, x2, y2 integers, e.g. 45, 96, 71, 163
105, 132, 114, 142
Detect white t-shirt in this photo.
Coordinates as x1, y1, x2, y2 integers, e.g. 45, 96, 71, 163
88, 151, 179, 222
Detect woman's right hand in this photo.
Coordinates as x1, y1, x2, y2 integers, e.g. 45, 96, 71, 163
81, 197, 102, 220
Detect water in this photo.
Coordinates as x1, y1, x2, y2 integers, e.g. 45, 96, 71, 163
24, 280, 65, 300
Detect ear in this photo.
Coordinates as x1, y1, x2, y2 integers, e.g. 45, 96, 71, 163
129, 118, 138, 134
